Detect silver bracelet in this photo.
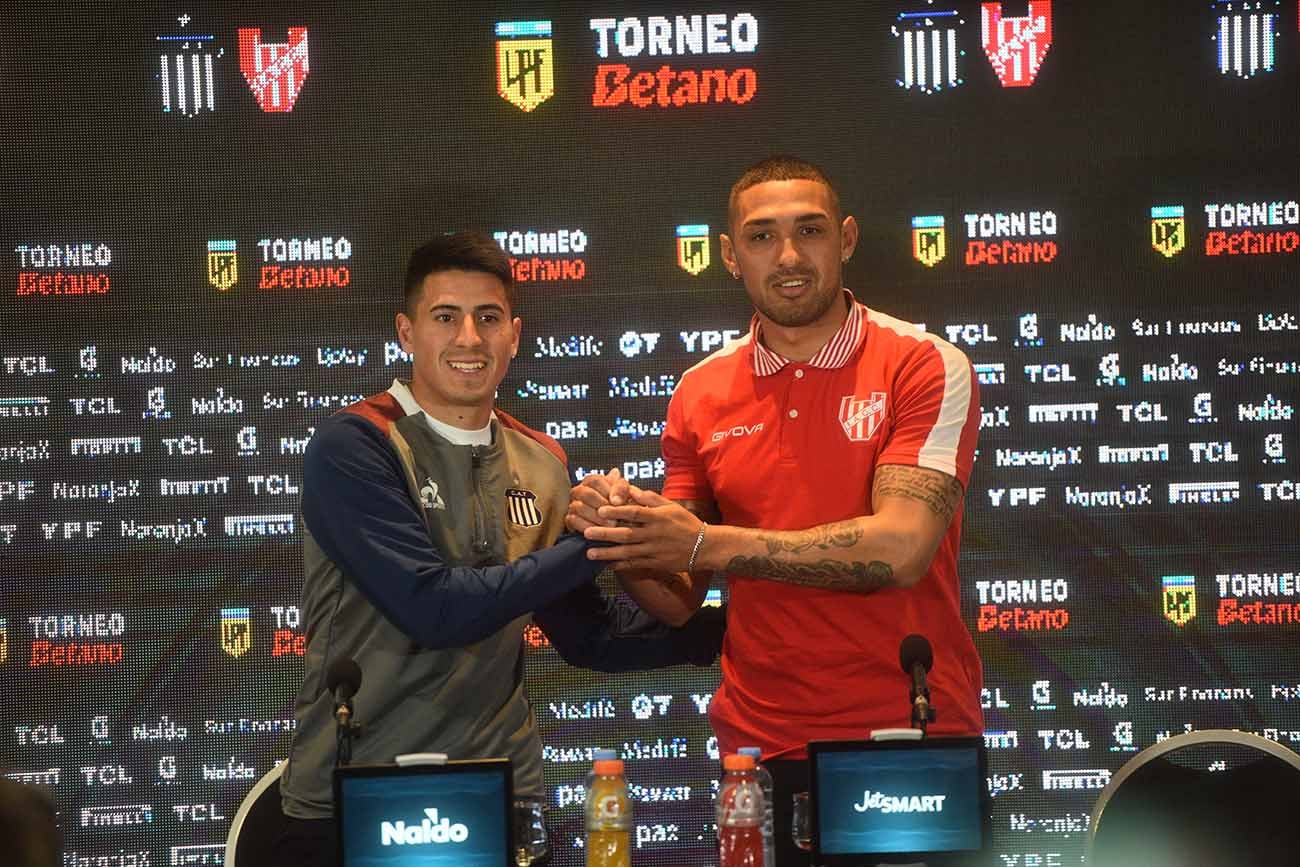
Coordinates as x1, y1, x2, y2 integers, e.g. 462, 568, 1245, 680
686, 523, 708, 573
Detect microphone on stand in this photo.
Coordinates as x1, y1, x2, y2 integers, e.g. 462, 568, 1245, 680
899, 635, 935, 735
327, 657, 363, 765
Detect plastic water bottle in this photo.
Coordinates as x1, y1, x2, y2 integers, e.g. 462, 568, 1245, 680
717, 753, 765, 867
738, 747, 775, 867
586, 758, 631, 867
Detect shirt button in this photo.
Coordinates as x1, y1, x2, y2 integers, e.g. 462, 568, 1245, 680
788, 409, 799, 419
794, 369, 805, 379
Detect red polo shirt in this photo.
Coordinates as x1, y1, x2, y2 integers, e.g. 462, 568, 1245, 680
662, 291, 983, 758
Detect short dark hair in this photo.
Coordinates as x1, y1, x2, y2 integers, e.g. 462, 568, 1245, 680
403, 232, 514, 315
728, 155, 841, 226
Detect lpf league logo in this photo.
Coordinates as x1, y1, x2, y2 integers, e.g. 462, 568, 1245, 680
912, 216, 946, 267
207, 240, 238, 290
156, 15, 221, 116
496, 21, 554, 112
1161, 575, 1196, 626
237, 27, 310, 112
505, 488, 543, 527
839, 392, 888, 443
1150, 206, 1186, 258
676, 224, 711, 275
220, 607, 252, 657
981, 2, 1053, 87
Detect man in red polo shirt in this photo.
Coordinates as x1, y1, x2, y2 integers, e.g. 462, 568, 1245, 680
571, 156, 983, 865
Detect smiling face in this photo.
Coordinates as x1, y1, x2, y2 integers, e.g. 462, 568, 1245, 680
721, 178, 858, 331
395, 269, 521, 429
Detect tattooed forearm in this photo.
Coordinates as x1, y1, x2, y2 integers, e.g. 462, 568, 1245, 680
873, 465, 964, 523
725, 555, 894, 593
760, 521, 862, 556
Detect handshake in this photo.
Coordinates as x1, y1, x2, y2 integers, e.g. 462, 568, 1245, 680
564, 469, 710, 577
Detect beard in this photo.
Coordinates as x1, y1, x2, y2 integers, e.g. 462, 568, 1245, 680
751, 278, 841, 328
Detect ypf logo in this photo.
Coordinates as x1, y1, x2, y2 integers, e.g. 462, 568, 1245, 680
381, 808, 469, 846
237, 27, 310, 112
839, 393, 887, 443
1150, 206, 1186, 258
207, 240, 238, 290
220, 607, 251, 658
1162, 575, 1196, 626
911, 216, 946, 267
496, 21, 554, 111
676, 224, 710, 275
980, 1, 1053, 87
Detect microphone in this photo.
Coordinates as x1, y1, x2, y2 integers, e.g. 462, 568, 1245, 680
327, 657, 362, 725
327, 657, 363, 766
899, 634, 935, 733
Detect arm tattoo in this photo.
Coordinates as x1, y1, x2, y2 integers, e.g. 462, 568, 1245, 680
724, 555, 894, 593
872, 464, 964, 523
761, 521, 861, 555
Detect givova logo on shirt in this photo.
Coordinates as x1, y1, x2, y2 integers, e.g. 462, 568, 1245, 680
380, 807, 469, 846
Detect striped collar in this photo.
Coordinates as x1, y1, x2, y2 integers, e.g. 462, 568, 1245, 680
750, 289, 867, 376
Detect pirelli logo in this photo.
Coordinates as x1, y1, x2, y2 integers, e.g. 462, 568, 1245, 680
505, 488, 543, 527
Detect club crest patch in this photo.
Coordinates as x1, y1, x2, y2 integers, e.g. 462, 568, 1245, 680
839, 392, 887, 442
505, 488, 543, 527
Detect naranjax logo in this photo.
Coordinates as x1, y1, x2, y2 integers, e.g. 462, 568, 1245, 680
380, 807, 469, 846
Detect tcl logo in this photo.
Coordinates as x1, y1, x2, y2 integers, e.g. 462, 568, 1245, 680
712, 423, 764, 442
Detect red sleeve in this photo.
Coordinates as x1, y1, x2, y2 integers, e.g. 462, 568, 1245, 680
660, 387, 712, 502
876, 339, 980, 489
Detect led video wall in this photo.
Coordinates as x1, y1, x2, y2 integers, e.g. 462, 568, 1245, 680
2, 3, 1298, 866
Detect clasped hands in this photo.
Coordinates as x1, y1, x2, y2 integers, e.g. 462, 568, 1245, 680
565, 469, 705, 574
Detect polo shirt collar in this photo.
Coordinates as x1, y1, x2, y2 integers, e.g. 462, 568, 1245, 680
750, 289, 866, 376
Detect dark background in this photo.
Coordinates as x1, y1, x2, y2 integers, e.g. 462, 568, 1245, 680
1, 2, 1297, 865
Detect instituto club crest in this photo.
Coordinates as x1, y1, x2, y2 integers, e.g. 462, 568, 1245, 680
1150, 206, 1186, 258
1161, 575, 1196, 626
237, 27, 310, 112
496, 21, 554, 112
912, 215, 946, 267
207, 239, 237, 290
676, 224, 710, 275
220, 607, 252, 657
839, 392, 888, 443
980, 1, 1053, 87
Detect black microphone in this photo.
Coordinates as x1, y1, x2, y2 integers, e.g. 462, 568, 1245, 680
899, 634, 935, 733
326, 657, 362, 723
327, 657, 363, 766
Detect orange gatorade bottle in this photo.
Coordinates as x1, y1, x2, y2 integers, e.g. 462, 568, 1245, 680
586, 758, 632, 867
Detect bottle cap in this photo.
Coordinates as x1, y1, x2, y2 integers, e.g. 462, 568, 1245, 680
737, 746, 762, 760
592, 748, 618, 761
593, 759, 624, 775
723, 753, 756, 770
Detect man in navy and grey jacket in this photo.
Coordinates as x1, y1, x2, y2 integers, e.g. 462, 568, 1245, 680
275, 231, 723, 865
